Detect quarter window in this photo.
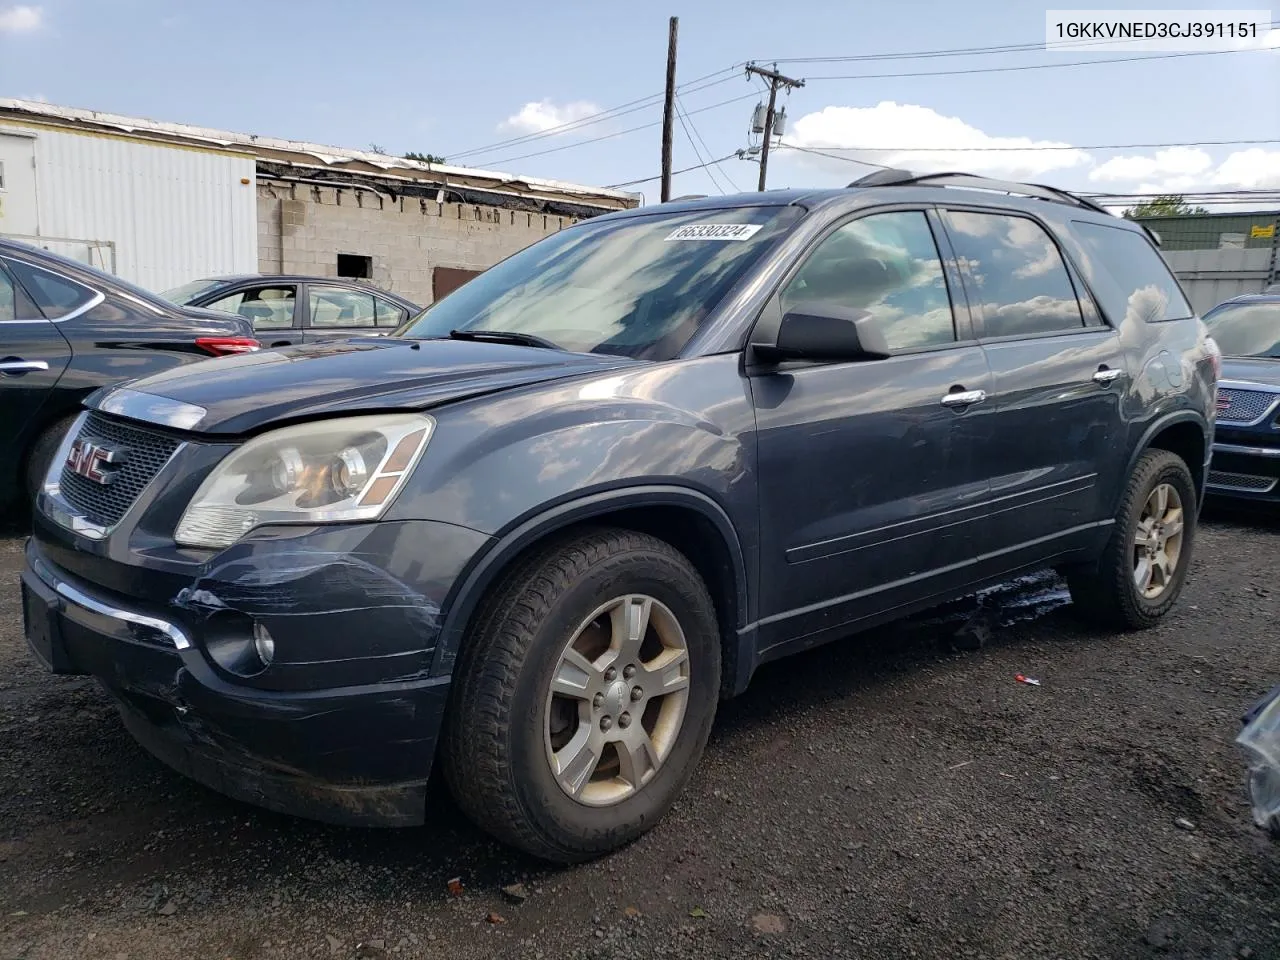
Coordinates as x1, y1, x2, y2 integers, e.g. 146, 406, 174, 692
780, 210, 956, 351
205, 285, 297, 330
944, 211, 1084, 338
5, 259, 97, 320
1068, 220, 1192, 324
374, 297, 408, 328
309, 287, 377, 327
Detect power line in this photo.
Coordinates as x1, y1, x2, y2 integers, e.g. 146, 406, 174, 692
445, 66, 743, 162
777, 143, 897, 170
484, 91, 761, 167
776, 137, 1280, 156
803, 45, 1273, 81
607, 153, 743, 189
674, 94, 730, 194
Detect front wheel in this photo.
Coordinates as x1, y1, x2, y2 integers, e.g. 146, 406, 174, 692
1067, 449, 1198, 630
441, 528, 721, 863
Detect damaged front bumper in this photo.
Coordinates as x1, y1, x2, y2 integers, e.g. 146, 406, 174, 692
19, 522, 480, 827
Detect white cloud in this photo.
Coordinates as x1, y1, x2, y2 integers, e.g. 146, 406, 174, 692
0, 4, 41, 33
1210, 148, 1280, 188
786, 101, 1092, 181
499, 99, 603, 135
1089, 147, 1212, 183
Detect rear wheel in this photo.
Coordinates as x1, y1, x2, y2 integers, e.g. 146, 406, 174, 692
1067, 449, 1197, 629
441, 528, 720, 863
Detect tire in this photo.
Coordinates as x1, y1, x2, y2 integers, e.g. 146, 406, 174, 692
441, 527, 721, 863
1067, 449, 1198, 630
24, 414, 79, 503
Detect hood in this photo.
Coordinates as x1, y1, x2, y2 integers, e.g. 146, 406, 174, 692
1220, 356, 1280, 390
88, 336, 638, 435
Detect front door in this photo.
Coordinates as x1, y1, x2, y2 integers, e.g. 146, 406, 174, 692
750, 208, 996, 655
202, 282, 302, 347
939, 208, 1128, 559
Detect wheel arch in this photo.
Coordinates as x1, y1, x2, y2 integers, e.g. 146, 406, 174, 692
1127, 412, 1209, 509
431, 486, 751, 699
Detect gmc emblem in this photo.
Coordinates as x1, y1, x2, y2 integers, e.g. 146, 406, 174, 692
66, 438, 126, 485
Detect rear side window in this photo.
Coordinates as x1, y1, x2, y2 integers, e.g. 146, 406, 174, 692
310, 287, 377, 327
944, 211, 1084, 338
1068, 220, 1193, 324
780, 210, 956, 351
5, 259, 97, 319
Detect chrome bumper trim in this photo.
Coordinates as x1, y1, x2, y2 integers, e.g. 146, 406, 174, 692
31, 553, 191, 650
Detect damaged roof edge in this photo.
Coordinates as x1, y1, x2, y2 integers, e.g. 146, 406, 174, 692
0, 98, 642, 212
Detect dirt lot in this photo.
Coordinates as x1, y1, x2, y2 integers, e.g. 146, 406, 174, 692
2, 511, 1280, 960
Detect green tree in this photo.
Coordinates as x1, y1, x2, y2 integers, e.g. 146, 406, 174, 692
403, 151, 446, 164
1122, 195, 1209, 219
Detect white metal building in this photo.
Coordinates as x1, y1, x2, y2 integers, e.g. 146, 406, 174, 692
0, 110, 258, 290
0, 99, 637, 299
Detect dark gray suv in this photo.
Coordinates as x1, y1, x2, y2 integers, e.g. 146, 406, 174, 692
20, 171, 1218, 862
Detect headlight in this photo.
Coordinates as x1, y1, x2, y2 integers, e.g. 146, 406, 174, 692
174, 414, 434, 549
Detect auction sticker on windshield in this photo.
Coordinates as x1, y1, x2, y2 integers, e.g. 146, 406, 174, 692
664, 223, 764, 242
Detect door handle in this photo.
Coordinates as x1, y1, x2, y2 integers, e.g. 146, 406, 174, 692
0, 359, 50, 375
1092, 367, 1123, 384
940, 389, 987, 407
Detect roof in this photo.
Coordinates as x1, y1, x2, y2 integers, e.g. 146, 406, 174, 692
0, 98, 640, 216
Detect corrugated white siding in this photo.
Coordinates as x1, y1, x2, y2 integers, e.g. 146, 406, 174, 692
1, 121, 256, 292
1163, 248, 1274, 315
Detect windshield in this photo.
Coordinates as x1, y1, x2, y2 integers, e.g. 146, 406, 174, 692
160, 278, 225, 304
395, 206, 802, 360
1204, 301, 1280, 358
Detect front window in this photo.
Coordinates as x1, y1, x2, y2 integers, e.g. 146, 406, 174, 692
396, 206, 802, 360
160, 278, 225, 304
1204, 301, 1280, 358
206, 285, 298, 330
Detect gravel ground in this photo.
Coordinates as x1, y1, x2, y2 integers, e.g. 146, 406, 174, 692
2, 511, 1280, 960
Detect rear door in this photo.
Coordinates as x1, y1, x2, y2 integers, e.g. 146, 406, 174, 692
302, 283, 379, 341
0, 258, 74, 474
203, 282, 302, 347
750, 207, 999, 652
939, 207, 1128, 561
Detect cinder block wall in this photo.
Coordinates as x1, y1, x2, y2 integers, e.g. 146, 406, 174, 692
256, 181, 577, 306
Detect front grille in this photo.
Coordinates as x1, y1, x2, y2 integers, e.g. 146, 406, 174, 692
57, 413, 181, 528
1217, 388, 1279, 424
1207, 470, 1278, 493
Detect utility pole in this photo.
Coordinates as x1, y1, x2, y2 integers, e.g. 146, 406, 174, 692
746, 62, 804, 192
660, 17, 679, 202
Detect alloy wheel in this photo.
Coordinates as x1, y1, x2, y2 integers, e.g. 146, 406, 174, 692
1133, 482, 1185, 600
543, 594, 691, 807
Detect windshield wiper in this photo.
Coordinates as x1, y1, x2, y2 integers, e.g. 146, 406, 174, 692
448, 329, 561, 350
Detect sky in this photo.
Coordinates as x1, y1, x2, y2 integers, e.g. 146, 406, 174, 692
1, 0, 1277, 206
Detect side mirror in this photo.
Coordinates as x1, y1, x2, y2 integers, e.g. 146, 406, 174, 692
755, 303, 892, 363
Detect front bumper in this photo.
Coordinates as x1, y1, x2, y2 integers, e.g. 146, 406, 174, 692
21, 541, 455, 827
1207, 441, 1280, 502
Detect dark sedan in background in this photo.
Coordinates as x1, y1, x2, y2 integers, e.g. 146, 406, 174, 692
1204, 293, 1280, 503
161, 275, 421, 347
0, 239, 259, 506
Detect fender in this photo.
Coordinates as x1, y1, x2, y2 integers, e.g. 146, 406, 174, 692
428, 484, 752, 681
1121, 409, 1211, 512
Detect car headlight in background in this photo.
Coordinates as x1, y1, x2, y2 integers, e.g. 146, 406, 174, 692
174, 414, 434, 549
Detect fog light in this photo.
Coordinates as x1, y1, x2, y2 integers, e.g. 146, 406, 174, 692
253, 622, 275, 666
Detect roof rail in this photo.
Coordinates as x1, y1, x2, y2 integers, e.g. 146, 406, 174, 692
846, 169, 1116, 217
668, 194, 709, 202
